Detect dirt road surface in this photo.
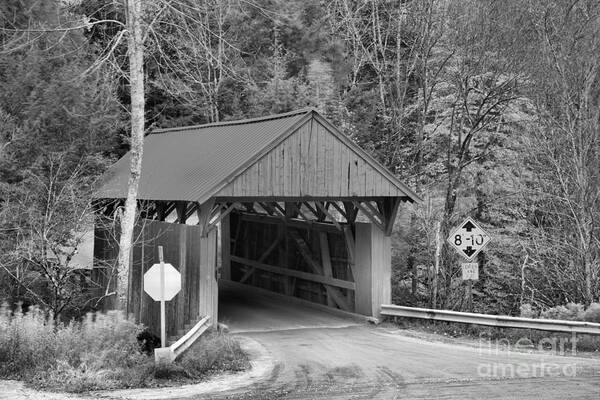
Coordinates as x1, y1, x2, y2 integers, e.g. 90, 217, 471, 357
215, 286, 600, 400
2, 287, 599, 400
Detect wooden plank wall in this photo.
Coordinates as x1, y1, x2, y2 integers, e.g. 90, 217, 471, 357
215, 118, 404, 198
354, 222, 391, 317
228, 211, 355, 310
92, 219, 217, 337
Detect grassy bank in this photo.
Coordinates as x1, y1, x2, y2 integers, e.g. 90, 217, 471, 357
0, 305, 249, 392
389, 317, 600, 355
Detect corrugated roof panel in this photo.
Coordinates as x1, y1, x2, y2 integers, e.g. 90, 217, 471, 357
95, 110, 309, 201
95, 108, 422, 203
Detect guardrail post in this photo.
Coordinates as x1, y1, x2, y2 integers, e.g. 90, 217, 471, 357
154, 347, 175, 365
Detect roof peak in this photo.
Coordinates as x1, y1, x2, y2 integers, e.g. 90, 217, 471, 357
152, 108, 316, 134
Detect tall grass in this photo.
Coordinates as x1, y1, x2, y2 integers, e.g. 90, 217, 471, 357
0, 304, 249, 392
0, 304, 152, 391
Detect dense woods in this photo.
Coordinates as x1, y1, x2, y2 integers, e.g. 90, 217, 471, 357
0, 0, 598, 319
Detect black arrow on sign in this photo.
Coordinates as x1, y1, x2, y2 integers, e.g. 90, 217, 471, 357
463, 221, 476, 232
463, 247, 476, 257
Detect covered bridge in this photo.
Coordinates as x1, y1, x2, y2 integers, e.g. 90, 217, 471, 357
92, 108, 420, 338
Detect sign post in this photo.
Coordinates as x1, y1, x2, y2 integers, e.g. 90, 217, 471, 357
448, 218, 490, 311
158, 246, 166, 348
461, 262, 479, 281
447, 217, 490, 262
143, 247, 181, 364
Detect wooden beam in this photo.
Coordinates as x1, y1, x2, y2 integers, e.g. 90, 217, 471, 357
184, 202, 199, 221
215, 196, 390, 203
363, 201, 384, 224
382, 198, 401, 236
207, 202, 241, 232
175, 201, 188, 224
329, 201, 348, 221
315, 201, 342, 231
319, 232, 336, 307
353, 201, 385, 231
221, 213, 231, 281
302, 202, 320, 220
288, 230, 352, 311
231, 213, 243, 256
292, 203, 311, 221
231, 256, 356, 291
284, 202, 298, 218
163, 202, 176, 220
272, 202, 286, 216
239, 234, 283, 284
314, 201, 327, 221
343, 201, 358, 224
257, 202, 273, 215
260, 202, 286, 220
196, 199, 215, 236
238, 212, 343, 234
284, 202, 298, 295
342, 226, 357, 280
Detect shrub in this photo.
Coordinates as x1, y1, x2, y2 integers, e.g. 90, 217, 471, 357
519, 303, 538, 318
583, 303, 600, 323
157, 330, 250, 381
0, 304, 249, 392
540, 303, 584, 321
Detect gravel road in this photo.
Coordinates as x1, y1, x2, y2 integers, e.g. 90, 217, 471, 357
213, 287, 600, 400
2, 287, 599, 400
213, 325, 600, 399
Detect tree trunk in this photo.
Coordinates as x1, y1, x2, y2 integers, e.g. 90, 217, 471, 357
439, 170, 459, 308
117, 0, 145, 311
432, 221, 441, 308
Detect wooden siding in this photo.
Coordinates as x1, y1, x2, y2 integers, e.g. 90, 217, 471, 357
215, 118, 404, 198
93, 220, 218, 337
354, 222, 391, 317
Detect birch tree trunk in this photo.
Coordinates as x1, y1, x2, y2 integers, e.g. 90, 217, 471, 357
117, 0, 145, 310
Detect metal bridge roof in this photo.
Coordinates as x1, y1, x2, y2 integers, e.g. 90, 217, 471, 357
94, 109, 420, 203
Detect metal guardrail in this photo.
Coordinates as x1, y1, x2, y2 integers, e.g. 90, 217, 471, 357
171, 316, 211, 358
380, 304, 600, 335
155, 316, 211, 364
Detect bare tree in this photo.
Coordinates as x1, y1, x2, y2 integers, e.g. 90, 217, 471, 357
520, 0, 600, 305
421, 0, 522, 308
115, 0, 145, 309
0, 154, 100, 319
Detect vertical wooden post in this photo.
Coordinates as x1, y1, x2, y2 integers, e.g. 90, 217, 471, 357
319, 232, 335, 307
354, 222, 391, 317
284, 202, 297, 295
466, 280, 473, 311
198, 229, 218, 327
221, 213, 231, 281
158, 245, 166, 348
139, 226, 145, 322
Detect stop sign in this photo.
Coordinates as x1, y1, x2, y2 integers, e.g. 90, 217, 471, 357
144, 263, 181, 301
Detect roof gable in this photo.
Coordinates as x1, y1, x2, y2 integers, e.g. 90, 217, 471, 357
94, 109, 420, 203
213, 114, 417, 200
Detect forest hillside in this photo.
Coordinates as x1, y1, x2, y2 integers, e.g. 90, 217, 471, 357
0, 0, 598, 319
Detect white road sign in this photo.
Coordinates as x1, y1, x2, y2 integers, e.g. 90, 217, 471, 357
448, 217, 490, 261
144, 262, 181, 301
461, 262, 479, 281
